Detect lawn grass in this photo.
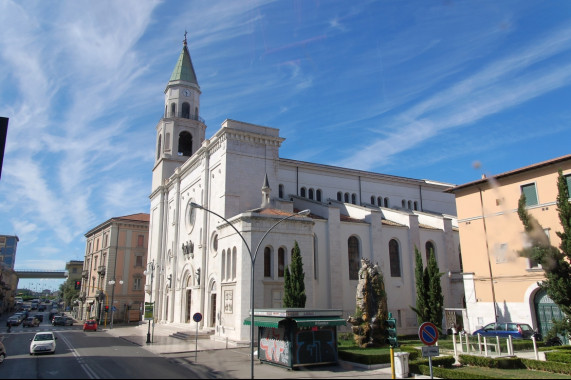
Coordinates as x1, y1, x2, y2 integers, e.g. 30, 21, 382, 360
449, 366, 571, 379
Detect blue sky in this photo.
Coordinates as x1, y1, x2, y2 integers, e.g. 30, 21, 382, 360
1, 0, 570, 291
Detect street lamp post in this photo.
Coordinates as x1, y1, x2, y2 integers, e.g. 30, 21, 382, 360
108, 279, 124, 329
190, 202, 309, 379
144, 261, 155, 344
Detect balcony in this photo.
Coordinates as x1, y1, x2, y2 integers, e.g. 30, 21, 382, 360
82, 270, 89, 279
97, 266, 106, 276
163, 112, 205, 124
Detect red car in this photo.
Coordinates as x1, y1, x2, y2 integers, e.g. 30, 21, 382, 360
83, 320, 98, 332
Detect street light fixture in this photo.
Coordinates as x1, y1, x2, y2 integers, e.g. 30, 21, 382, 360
190, 202, 310, 379
108, 279, 124, 329
144, 260, 155, 344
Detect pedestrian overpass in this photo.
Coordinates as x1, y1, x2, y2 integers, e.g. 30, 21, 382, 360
15, 270, 67, 279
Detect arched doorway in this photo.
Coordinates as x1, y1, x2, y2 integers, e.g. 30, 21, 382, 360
209, 281, 217, 328
186, 290, 192, 323
534, 289, 567, 344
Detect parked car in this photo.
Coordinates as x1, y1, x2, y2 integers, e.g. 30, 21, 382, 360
83, 320, 98, 332
6, 316, 21, 327
29, 332, 57, 355
23, 317, 40, 328
0, 340, 6, 364
38, 304, 46, 312
33, 314, 44, 323
472, 322, 537, 339
52, 316, 73, 326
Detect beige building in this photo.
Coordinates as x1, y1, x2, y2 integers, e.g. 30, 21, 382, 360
80, 213, 149, 324
447, 154, 571, 339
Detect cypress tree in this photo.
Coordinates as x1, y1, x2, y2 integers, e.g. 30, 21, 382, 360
427, 249, 444, 329
411, 246, 429, 324
283, 240, 306, 308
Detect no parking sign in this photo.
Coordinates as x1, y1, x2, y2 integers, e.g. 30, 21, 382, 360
418, 322, 439, 346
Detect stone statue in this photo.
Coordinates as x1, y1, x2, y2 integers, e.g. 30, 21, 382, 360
347, 258, 389, 347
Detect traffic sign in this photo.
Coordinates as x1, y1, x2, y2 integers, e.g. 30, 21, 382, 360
112, 306, 116, 312
419, 322, 439, 346
422, 346, 440, 357
193, 312, 203, 323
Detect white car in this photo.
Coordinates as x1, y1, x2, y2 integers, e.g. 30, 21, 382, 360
29, 332, 57, 355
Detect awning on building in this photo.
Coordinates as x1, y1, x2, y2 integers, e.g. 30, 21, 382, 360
243, 316, 284, 328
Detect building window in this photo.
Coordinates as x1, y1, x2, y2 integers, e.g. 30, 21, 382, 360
352, 193, 357, 204
264, 247, 272, 277
414, 201, 418, 210
135, 255, 143, 267
308, 188, 314, 200
565, 174, 571, 198
313, 234, 318, 280
495, 243, 508, 264
408, 200, 412, 209
371, 196, 375, 205
389, 239, 401, 277
316, 189, 322, 202
402, 199, 406, 208
178, 131, 193, 156
232, 247, 237, 280
279, 184, 284, 198
384, 197, 389, 207
378, 197, 382, 206
221, 250, 226, 281
226, 248, 231, 280
425, 241, 436, 263
278, 247, 286, 277
138, 235, 144, 248
157, 135, 162, 160
337, 192, 342, 201
300, 187, 306, 198
133, 277, 142, 290
348, 236, 360, 280
521, 183, 538, 206
344, 193, 349, 203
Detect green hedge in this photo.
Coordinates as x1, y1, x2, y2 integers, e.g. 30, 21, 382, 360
521, 358, 571, 375
415, 365, 497, 379
458, 354, 524, 369
545, 351, 571, 364
409, 355, 456, 373
338, 346, 420, 365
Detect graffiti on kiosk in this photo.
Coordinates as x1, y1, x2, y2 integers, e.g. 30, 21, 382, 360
294, 327, 337, 364
259, 327, 290, 366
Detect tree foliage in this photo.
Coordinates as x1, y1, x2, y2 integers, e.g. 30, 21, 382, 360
517, 169, 571, 338
411, 246, 444, 329
283, 240, 306, 308
59, 279, 79, 310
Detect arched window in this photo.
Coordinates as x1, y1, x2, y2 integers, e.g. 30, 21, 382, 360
308, 188, 314, 200
414, 201, 418, 210
157, 134, 162, 160
378, 197, 382, 206
402, 199, 406, 208
371, 196, 375, 205
316, 189, 322, 202
164, 105, 168, 118
226, 248, 231, 280
408, 200, 412, 209
337, 192, 342, 201
352, 193, 357, 204
221, 249, 226, 281
425, 241, 436, 263
344, 193, 349, 203
278, 247, 285, 277
232, 247, 237, 279
195, 107, 198, 118
279, 184, 284, 198
348, 236, 360, 280
182, 102, 190, 118
300, 187, 306, 198
264, 247, 272, 277
178, 131, 193, 156
384, 197, 389, 207
389, 239, 401, 277
165, 133, 170, 150
170, 103, 176, 117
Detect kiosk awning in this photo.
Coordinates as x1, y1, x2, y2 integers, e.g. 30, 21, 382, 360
292, 317, 346, 327
244, 316, 346, 328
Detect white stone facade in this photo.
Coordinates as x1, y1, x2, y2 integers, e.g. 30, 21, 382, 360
147, 40, 464, 343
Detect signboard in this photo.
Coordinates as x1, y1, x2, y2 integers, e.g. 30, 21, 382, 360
422, 346, 440, 357
193, 312, 203, 323
144, 302, 154, 321
112, 306, 117, 312
419, 322, 439, 346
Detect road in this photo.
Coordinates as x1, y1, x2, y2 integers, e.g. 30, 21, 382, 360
0, 309, 208, 379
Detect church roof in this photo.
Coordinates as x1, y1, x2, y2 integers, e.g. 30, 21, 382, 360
169, 36, 198, 85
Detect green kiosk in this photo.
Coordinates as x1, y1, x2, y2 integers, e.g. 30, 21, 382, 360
244, 309, 346, 369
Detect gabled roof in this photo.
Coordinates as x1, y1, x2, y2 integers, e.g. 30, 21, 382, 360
446, 154, 571, 193
169, 37, 198, 85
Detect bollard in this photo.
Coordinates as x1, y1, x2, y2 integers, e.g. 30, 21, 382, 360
496, 336, 501, 356
532, 335, 539, 360
459, 332, 464, 353
478, 333, 482, 355
508, 336, 513, 356
466, 333, 470, 353
484, 336, 488, 356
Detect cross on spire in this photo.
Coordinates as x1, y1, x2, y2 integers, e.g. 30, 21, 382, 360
184, 30, 187, 46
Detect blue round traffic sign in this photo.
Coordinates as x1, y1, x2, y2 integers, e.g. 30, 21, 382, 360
419, 322, 439, 346
192, 312, 202, 323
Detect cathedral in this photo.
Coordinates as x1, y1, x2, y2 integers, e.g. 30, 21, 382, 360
147, 36, 464, 343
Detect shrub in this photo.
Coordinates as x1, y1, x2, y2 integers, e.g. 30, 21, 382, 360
545, 351, 571, 364
409, 355, 456, 373
415, 365, 496, 379
521, 358, 571, 375
458, 355, 524, 369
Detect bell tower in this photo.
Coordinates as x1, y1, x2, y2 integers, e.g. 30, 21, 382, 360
152, 33, 206, 192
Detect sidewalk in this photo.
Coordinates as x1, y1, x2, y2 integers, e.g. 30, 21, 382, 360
102, 322, 401, 379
